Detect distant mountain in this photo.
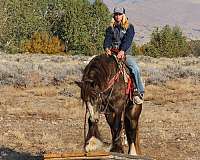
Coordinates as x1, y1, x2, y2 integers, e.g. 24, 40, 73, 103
103, 0, 200, 44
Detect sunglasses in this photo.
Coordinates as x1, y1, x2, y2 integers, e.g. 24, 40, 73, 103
114, 13, 123, 16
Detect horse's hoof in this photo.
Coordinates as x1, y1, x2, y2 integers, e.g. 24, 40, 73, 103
110, 146, 124, 153
129, 143, 137, 155
85, 136, 103, 152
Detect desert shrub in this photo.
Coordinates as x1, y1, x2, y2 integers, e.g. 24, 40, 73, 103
188, 40, 200, 57
143, 67, 169, 85
132, 42, 143, 55
143, 64, 200, 85
143, 25, 189, 58
21, 32, 65, 54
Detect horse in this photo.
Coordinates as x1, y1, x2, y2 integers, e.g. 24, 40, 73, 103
75, 54, 142, 155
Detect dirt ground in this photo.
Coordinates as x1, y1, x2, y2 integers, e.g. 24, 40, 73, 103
0, 78, 200, 160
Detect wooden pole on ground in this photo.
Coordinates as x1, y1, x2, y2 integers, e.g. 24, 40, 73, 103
44, 151, 153, 160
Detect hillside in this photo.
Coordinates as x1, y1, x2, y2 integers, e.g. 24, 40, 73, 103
103, 0, 200, 44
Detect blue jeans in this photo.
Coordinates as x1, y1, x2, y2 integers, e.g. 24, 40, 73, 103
126, 55, 144, 94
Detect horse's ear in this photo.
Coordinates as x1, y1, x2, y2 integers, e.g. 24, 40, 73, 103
75, 80, 83, 88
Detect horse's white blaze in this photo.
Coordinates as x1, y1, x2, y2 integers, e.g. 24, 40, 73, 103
129, 143, 137, 155
87, 102, 95, 122
87, 102, 99, 122
85, 136, 103, 152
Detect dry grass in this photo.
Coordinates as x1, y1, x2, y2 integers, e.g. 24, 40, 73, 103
27, 86, 58, 97
145, 79, 200, 105
0, 53, 200, 160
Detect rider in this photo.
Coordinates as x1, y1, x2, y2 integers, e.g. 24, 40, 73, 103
103, 7, 144, 104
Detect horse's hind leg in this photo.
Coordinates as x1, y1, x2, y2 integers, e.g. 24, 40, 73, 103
125, 103, 142, 155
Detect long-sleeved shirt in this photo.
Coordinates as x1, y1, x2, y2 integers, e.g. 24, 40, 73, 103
103, 23, 135, 54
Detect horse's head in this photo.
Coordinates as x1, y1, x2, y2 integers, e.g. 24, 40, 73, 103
75, 55, 118, 122
75, 78, 101, 122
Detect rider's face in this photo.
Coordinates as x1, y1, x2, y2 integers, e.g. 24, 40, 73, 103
114, 13, 123, 23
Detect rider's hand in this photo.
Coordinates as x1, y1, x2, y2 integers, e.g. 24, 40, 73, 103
117, 50, 125, 59
105, 48, 111, 56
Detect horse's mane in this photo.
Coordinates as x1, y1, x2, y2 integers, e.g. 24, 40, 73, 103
81, 55, 117, 102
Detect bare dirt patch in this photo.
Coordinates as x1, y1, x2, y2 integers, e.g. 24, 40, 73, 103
0, 80, 200, 160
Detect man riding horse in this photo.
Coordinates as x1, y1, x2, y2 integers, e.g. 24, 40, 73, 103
104, 7, 144, 104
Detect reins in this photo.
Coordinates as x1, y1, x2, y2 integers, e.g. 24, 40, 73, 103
98, 54, 126, 114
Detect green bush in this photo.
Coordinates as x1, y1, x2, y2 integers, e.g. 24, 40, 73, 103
143, 25, 189, 58
188, 40, 200, 57
132, 42, 143, 56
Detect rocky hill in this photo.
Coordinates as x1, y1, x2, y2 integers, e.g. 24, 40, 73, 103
103, 0, 200, 44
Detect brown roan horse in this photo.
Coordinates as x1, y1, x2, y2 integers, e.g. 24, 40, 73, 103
76, 54, 142, 155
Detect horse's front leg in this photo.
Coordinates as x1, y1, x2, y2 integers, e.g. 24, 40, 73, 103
105, 111, 124, 153
125, 103, 142, 155
84, 102, 103, 152
84, 118, 103, 152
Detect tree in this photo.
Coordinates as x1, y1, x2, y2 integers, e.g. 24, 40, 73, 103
87, 0, 111, 53
0, 0, 111, 55
0, 0, 50, 53
143, 25, 189, 57
45, 0, 111, 55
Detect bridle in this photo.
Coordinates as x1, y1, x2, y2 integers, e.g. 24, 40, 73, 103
97, 62, 125, 114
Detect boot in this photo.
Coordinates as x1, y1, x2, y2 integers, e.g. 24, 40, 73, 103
133, 90, 143, 105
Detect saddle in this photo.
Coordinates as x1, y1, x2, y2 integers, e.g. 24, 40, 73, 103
110, 48, 135, 100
